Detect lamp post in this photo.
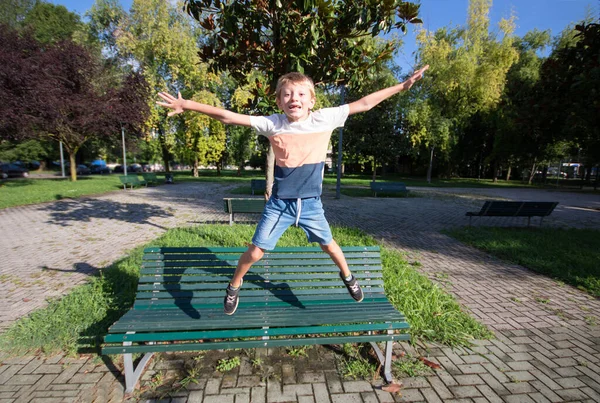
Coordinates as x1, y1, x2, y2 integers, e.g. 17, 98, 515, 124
59, 142, 65, 178
122, 125, 127, 176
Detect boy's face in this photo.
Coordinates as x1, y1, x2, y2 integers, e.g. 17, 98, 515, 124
276, 82, 316, 123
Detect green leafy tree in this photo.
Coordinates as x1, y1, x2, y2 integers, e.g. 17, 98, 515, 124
0, 0, 35, 28
413, 0, 518, 180
538, 22, 600, 181
179, 90, 227, 176
21, 1, 83, 44
343, 65, 405, 180
184, 0, 422, 197
102, 0, 222, 172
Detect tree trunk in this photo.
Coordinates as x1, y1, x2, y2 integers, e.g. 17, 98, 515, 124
527, 159, 537, 185
265, 145, 275, 200
193, 157, 199, 177
372, 158, 376, 182
69, 153, 77, 181
158, 125, 170, 173
506, 165, 511, 181
492, 160, 498, 183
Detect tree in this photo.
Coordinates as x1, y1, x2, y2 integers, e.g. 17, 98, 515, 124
412, 0, 518, 180
538, 22, 600, 179
22, 1, 83, 44
0, 25, 150, 180
102, 0, 221, 173
180, 90, 227, 176
0, 0, 35, 29
343, 64, 406, 180
184, 0, 422, 197
492, 29, 552, 183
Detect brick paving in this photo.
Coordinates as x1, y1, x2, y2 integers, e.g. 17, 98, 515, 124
0, 181, 598, 402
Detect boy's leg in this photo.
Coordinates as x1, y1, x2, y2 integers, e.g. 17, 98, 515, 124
296, 197, 363, 302
319, 239, 350, 277
225, 197, 295, 315
321, 239, 364, 302
224, 245, 264, 315
230, 244, 264, 288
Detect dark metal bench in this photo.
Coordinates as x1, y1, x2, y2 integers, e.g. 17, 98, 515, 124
223, 197, 265, 225
466, 201, 559, 226
370, 182, 409, 197
101, 246, 410, 393
118, 175, 147, 190
250, 179, 266, 195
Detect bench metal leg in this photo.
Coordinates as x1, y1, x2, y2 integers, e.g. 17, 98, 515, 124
370, 340, 394, 383
123, 352, 154, 394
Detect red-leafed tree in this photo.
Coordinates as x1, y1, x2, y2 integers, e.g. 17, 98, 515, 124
0, 24, 150, 180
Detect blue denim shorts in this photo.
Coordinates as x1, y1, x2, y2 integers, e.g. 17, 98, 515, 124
252, 196, 333, 250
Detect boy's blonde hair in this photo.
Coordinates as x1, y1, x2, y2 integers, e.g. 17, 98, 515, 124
275, 72, 316, 100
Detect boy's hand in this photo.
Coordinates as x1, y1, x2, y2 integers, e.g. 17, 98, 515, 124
405, 65, 430, 90
156, 91, 185, 117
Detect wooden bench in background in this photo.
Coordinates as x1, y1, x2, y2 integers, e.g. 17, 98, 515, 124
118, 175, 147, 190
370, 182, 409, 197
250, 179, 266, 195
223, 197, 265, 225
466, 201, 559, 226
102, 246, 410, 393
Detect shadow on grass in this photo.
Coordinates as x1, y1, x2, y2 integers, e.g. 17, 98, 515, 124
40, 198, 173, 229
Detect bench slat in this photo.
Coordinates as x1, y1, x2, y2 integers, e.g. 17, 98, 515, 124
104, 333, 409, 355
145, 246, 380, 253
137, 278, 383, 289
133, 294, 391, 309
136, 286, 386, 300
108, 303, 403, 332
138, 272, 384, 283
105, 321, 409, 343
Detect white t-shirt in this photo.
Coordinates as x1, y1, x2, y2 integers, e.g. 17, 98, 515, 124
250, 105, 349, 199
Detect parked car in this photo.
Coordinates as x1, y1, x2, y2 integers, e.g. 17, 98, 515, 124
90, 164, 111, 174
129, 163, 143, 173
76, 164, 91, 175
112, 165, 124, 173
0, 163, 29, 179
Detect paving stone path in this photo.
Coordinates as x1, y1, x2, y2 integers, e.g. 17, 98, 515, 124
0, 182, 598, 402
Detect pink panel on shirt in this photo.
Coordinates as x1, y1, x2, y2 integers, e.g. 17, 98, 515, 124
268, 131, 331, 168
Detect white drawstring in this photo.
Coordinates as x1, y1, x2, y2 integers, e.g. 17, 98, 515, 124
295, 198, 301, 227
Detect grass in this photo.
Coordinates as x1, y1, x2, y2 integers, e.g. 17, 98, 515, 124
0, 225, 491, 356
2, 168, 546, 210
445, 227, 600, 297
0, 176, 126, 209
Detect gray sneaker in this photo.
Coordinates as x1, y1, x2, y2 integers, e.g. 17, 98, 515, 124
224, 279, 243, 315
340, 273, 364, 302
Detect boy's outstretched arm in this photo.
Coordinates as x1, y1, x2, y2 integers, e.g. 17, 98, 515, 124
157, 91, 252, 127
347, 65, 429, 116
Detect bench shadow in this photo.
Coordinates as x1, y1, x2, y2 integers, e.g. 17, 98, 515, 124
162, 246, 304, 320
39, 198, 173, 229
68, 261, 140, 355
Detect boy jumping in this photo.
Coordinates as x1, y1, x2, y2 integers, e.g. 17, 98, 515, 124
157, 65, 429, 315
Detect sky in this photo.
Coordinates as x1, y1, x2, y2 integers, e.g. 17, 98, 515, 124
50, 0, 598, 73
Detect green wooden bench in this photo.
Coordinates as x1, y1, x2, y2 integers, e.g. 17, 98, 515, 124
118, 175, 147, 190
466, 201, 559, 226
141, 172, 160, 186
223, 197, 266, 225
101, 246, 409, 393
370, 182, 409, 197
250, 179, 266, 195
